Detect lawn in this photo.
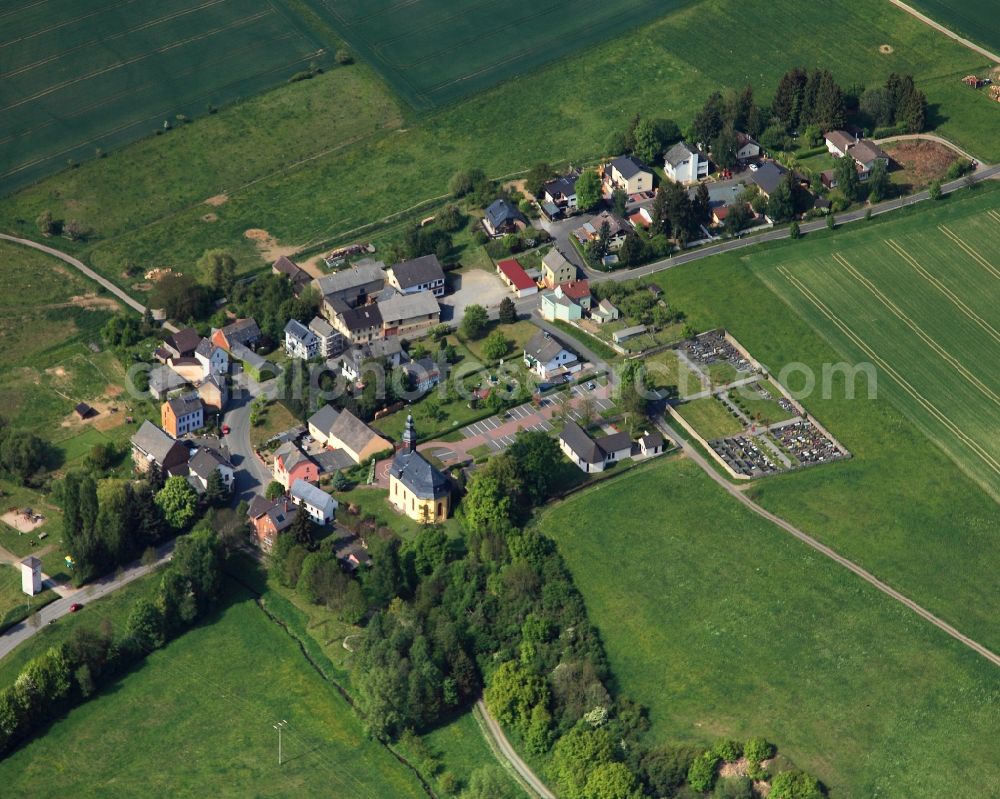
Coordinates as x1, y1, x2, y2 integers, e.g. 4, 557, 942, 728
334, 487, 461, 541
643, 349, 706, 398
537, 457, 1000, 798
459, 320, 539, 364
675, 396, 744, 440
2, 0, 997, 295
727, 378, 798, 426
0, 563, 57, 633
0, 0, 336, 196
0, 581, 429, 799
651, 181, 1000, 656
249, 400, 301, 449
904, 0, 1000, 53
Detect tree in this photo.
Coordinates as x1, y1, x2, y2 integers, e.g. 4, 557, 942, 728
928, 179, 942, 200
867, 159, 889, 203
641, 745, 699, 797
126, 598, 165, 652
461, 473, 513, 535
363, 537, 407, 606
155, 476, 198, 531
486, 660, 547, 733
552, 725, 615, 799
690, 92, 725, 144
693, 182, 711, 225
290, 505, 316, 548
149, 273, 212, 321
460, 766, 519, 799
633, 117, 680, 163
335, 48, 353, 64
498, 296, 517, 324
619, 233, 644, 267
265, 480, 285, 500
651, 187, 669, 234
36, 210, 57, 236
460, 304, 489, 340
505, 430, 562, 506
525, 162, 555, 198
203, 469, 228, 508
172, 528, 222, 609
834, 154, 860, 202
687, 750, 721, 793
769, 771, 825, 799
574, 170, 602, 212
826, 213, 836, 230
199, 249, 237, 297
407, 525, 449, 576
158, 569, 197, 636
772, 68, 807, 132
449, 168, 487, 198
711, 127, 740, 170
611, 188, 628, 218
584, 762, 642, 799
482, 329, 510, 361
766, 174, 797, 222
0, 429, 49, 484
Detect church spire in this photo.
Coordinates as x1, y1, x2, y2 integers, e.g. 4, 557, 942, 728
402, 414, 417, 453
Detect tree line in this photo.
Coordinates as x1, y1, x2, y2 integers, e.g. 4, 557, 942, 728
0, 527, 223, 759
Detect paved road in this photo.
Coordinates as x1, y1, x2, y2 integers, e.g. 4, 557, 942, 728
653, 417, 1000, 669
0, 541, 175, 660
476, 700, 556, 799
223, 378, 278, 501
889, 0, 1000, 63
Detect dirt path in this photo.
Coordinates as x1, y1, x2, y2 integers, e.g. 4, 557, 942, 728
654, 417, 1000, 670
476, 700, 556, 799
888, 0, 1000, 64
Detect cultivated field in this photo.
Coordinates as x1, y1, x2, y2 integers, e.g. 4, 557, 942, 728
757, 193, 1000, 502
300, 0, 689, 108
905, 0, 1000, 53
0, 585, 428, 799
0, 0, 330, 194
538, 457, 1000, 798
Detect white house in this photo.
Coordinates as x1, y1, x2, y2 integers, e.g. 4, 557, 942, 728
387, 254, 446, 298
284, 319, 320, 360
523, 330, 581, 380
825, 130, 855, 157
194, 338, 229, 378
735, 132, 761, 161
290, 478, 338, 524
308, 316, 343, 358
187, 447, 235, 494
664, 141, 709, 183
559, 421, 633, 474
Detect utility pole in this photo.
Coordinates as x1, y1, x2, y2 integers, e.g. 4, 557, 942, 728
273, 720, 288, 765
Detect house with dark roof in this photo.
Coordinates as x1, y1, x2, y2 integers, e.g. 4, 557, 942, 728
334, 534, 371, 571
272, 256, 312, 295
247, 495, 296, 551
326, 409, 392, 464
331, 303, 383, 345
387, 254, 446, 298
748, 161, 788, 198
307, 404, 341, 446
336, 337, 408, 383
211, 318, 261, 352
846, 139, 890, 180
403, 357, 442, 394
272, 441, 319, 489
496, 259, 538, 298
542, 171, 581, 216
388, 416, 451, 523
735, 132, 761, 161
573, 211, 629, 251
148, 365, 190, 400
194, 338, 229, 378
188, 445, 234, 494
163, 327, 201, 359
290, 478, 337, 525
161, 392, 203, 438
664, 142, 709, 183
130, 420, 189, 475
284, 319, 320, 360
316, 262, 387, 309
559, 421, 633, 473
637, 430, 665, 457
523, 330, 581, 380
377, 290, 440, 338
483, 199, 527, 237
605, 155, 653, 195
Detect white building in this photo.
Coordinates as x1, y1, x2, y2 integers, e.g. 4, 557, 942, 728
194, 338, 230, 378
664, 141, 709, 183
523, 330, 581, 381
308, 316, 342, 358
284, 319, 320, 360
20, 556, 41, 596
290, 478, 338, 525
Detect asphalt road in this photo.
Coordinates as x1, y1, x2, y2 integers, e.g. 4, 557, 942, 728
0, 541, 175, 661
223, 380, 277, 501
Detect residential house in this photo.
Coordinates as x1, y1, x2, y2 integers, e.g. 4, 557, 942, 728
334, 535, 372, 572
130, 420, 189, 475
573, 211, 629, 251
824, 130, 855, 157
483, 199, 527, 237
628, 207, 654, 230
523, 330, 581, 380
308, 316, 342, 358
377, 291, 440, 338
591, 298, 620, 324
388, 416, 451, 523
272, 256, 312, 296
540, 289, 582, 323
846, 139, 890, 181
197, 373, 228, 413
307, 404, 341, 446
162, 327, 201, 359
605, 155, 653, 194
315, 262, 387, 309
542, 172, 580, 215
541, 248, 576, 289
247, 495, 296, 551
559, 420, 633, 473
664, 142, 709, 183
187, 446, 234, 494
336, 337, 408, 383
194, 338, 229, 378
331, 304, 383, 346
211, 318, 261, 353
290, 478, 337, 525
284, 319, 320, 360
387, 254, 446, 298
496, 259, 538, 298
735, 132, 761, 161
161, 393, 204, 438
637, 430, 665, 458
403, 357, 442, 393
230, 343, 277, 382
272, 441, 319, 489
558, 280, 591, 310
326, 408, 392, 464
748, 161, 788, 198
148, 365, 189, 400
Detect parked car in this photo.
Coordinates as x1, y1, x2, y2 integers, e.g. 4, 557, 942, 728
221, 424, 231, 435
69, 603, 83, 613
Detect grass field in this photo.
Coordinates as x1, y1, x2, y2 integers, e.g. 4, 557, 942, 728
0, 582, 428, 799
299, 0, 690, 108
537, 457, 1000, 798
675, 396, 744, 440
905, 0, 1000, 53
1, 0, 997, 293
756, 192, 1000, 501
0, 0, 334, 195
650, 182, 1000, 657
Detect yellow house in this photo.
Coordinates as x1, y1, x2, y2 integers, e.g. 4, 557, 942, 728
541, 248, 576, 289
388, 416, 451, 523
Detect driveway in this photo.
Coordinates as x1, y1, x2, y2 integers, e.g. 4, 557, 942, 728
441, 268, 509, 321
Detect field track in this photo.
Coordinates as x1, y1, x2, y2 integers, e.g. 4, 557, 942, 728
889, 0, 1000, 60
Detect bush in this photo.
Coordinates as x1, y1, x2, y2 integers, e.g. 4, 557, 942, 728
769, 770, 825, 799
928, 180, 942, 200
743, 736, 774, 765
335, 48, 354, 65
712, 739, 743, 762
713, 776, 753, 799
687, 750, 721, 793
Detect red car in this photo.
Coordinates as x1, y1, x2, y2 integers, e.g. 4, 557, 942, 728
69, 603, 83, 613
221, 424, 231, 435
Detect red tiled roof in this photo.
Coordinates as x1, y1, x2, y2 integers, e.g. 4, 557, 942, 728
629, 212, 650, 228
496, 259, 535, 291
559, 280, 591, 300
